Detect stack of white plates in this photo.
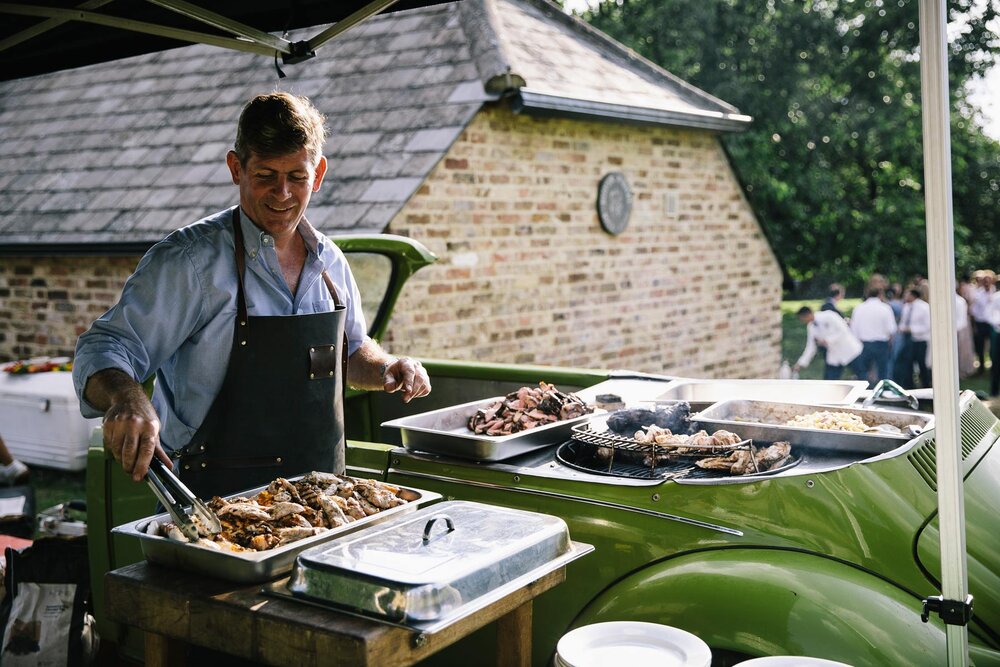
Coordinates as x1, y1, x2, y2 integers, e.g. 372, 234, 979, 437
555, 621, 712, 667
738, 657, 854, 666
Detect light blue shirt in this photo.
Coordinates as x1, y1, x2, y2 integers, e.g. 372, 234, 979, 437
73, 206, 368, 452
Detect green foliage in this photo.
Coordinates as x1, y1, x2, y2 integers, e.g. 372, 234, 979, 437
582, 0, 1000, 290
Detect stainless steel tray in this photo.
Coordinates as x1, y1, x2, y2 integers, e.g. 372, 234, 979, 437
112, 477, 442, 583
269, 501, 594, 632
693, 400, 933, 455
382, 397, 597, 461
653, 378, 868, 411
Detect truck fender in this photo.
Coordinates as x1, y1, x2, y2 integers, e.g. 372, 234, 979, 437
572, 548, 948, 667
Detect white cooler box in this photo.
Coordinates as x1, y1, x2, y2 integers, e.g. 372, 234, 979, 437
0, 371, 99, 471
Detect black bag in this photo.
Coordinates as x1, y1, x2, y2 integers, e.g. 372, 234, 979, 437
0, 485, 35, 539
0, 537, 96, 666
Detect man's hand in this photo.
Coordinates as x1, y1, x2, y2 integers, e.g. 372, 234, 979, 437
382, 357, 431, 403
85, 368, 171, 481
792, 363, 802, 374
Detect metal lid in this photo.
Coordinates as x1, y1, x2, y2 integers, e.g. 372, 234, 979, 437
288, 501, 572, 621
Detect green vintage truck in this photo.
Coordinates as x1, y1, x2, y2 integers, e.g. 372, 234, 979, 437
87, 236, 1000, 666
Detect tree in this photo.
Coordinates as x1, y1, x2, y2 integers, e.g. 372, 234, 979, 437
581, 0, 1000, 292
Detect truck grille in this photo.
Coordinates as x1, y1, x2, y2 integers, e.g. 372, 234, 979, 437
906, 398, 1000, 490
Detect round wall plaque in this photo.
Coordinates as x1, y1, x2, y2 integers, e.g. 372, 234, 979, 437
597, 172, 633, 236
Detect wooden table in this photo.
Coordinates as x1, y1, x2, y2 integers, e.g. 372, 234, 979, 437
106, 562, 565, 667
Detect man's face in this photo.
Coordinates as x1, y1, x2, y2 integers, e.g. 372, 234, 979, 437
798, 313, 813, 325
226, 148, 327, 240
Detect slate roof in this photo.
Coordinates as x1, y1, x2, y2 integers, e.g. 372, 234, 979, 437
0, 0, 749, 248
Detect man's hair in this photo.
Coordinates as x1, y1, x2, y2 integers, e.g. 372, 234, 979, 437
867, 288, 882, 299
234, 92, 327, 165
886, 287, 896, 299
828, 283, 844, 299
908, 288, 922, 299
797, 306, 813, 317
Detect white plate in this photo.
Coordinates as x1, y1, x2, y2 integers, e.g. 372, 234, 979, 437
556, 621, 711, 667
737, 657, 854, 666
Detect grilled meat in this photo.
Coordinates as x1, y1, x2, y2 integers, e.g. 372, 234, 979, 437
468, 381, 593, 436
606, 401, 691, 437
157, 472, 408, 551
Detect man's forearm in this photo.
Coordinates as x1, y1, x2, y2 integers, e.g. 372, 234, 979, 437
347, 339, 394, 390
83, 368, 146, 412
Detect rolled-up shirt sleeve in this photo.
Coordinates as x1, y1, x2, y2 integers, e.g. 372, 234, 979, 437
73, 239, 205, 417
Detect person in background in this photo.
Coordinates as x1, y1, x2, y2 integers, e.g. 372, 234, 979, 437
887, 284, 904, 322
970, 270, 996, 375
793, 305, 864, 380
956, 285, 976, 379
0, 434, 30, 486
821, 283, 846, 319
850, 287, 897, 387
73, 92, 431, 499
894, 288, 932, 389
988, 283, 1000, 397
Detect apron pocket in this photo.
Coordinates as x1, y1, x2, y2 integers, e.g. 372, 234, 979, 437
308, 343, 339, 380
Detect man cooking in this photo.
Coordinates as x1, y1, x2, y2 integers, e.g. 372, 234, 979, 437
73, 92, 431, 498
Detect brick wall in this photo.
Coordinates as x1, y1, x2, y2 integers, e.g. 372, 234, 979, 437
1, 107, 783, 378
0, 256, 138, 361
382, 106, 783, 378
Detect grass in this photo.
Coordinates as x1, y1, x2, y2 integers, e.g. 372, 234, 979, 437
19, 301, 993, 532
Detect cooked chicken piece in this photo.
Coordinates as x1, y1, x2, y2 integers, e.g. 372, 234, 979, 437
355, 480, 406, 510
216, 502, 271, 522
269, 502, 306, 520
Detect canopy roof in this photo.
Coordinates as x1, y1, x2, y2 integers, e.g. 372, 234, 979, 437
0, 0, 452, 81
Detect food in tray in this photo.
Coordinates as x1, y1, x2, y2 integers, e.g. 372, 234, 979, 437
2, 356, 73, 373
606, 401, 691, 436
784, 410, 868, 432
144, 471, 407, 552
467, 381, 593, 436
696, 441, 792, 475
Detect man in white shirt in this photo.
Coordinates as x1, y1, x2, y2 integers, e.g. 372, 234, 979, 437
793, 306, 864, 380
849, 288, 897, 387
893, 288, 932, 389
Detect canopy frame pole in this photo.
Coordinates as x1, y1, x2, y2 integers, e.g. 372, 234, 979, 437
0, 0, 114, 54
304, 0, 401, 51
918, 1, 971, 665
142, 0, 292, 54
0, 3, 278, 56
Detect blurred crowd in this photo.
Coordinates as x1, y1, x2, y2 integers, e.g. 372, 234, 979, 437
793, 270, 1000, 397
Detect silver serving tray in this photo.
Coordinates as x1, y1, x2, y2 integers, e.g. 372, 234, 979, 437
653, 378, 868, 411
111, 476, 442, 583
382, 397, 598, 461
272, 501, 594, 631
693, 400, 933, 455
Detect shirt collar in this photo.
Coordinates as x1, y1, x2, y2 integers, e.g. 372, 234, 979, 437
236, 206, 331, 262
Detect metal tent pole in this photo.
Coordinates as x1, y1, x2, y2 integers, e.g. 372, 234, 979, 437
917, 1, 970, 665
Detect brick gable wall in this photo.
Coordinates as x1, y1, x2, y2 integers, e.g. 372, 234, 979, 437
0, 107, 782, 378
382, 106, 783, 377
0, 256, 138, 360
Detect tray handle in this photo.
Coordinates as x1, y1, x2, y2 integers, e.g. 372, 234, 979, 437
422, 515, 455, 544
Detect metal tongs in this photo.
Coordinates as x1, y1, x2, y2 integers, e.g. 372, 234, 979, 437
146, 457, 221, 541
863, 379, 920, 411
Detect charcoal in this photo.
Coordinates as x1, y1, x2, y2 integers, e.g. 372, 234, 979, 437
606, 401, 691, 436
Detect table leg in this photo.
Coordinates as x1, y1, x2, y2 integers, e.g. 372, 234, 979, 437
495, 600, 533, 667
145, 631, 186, 667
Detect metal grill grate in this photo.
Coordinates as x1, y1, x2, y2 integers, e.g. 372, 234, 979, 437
555, 440, 800, 481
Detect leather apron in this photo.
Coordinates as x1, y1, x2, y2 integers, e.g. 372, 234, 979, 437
175, 210, 348, 499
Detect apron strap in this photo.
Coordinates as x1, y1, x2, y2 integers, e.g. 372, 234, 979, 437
232, 209, 250, 344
